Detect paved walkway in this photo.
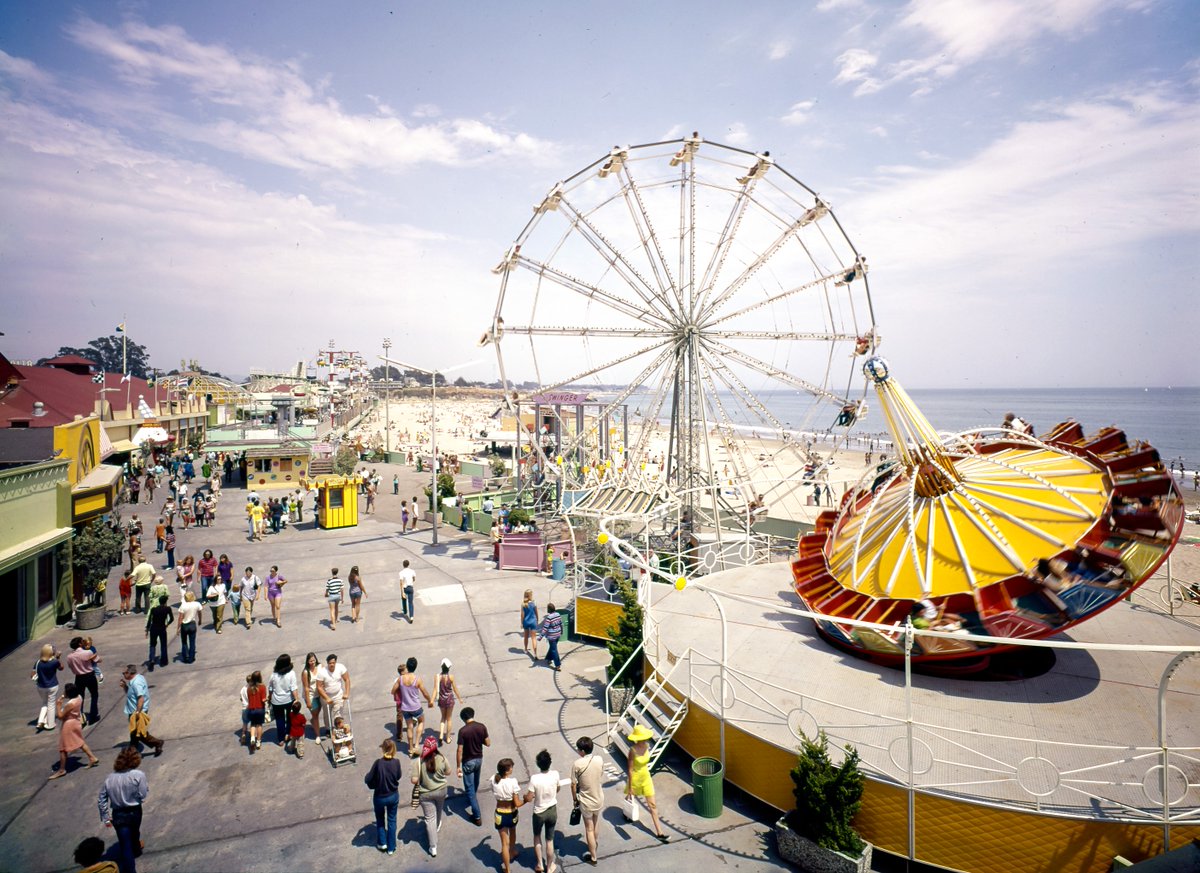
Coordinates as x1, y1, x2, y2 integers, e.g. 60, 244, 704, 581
0, 462, 789, 872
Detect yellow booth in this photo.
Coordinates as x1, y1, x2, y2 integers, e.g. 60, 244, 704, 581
303, 475, 361, 530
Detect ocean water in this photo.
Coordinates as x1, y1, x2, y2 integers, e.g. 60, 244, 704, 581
626, 387, 1199, 469
886, 387, 1198, 469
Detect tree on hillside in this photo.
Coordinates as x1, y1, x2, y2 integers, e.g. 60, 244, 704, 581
370, 365, 404, 380
41, 335, 153, 379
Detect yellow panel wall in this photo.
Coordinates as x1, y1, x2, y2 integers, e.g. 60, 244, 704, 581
575, 597, 623, 641
664, 678, 1199, 873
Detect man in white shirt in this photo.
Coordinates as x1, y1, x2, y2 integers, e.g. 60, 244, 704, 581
315, 653, 350, 723
398, 559, 416, 624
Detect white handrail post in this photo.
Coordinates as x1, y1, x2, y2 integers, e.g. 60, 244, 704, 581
1158, 652, 1197, 851
904, 619, 916, 862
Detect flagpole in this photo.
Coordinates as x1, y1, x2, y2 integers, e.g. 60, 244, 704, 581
123, 314, 130, 414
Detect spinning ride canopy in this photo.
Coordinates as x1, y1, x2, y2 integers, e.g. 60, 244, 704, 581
828, 358, 1111, 602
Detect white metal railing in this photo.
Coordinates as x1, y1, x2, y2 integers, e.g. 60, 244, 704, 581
596, 517, 1200, 860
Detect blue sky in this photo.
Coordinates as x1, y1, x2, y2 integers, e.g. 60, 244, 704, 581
1, 0, 1196, 390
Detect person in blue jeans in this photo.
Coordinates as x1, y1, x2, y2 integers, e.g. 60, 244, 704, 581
399, 560, 416, 623
364, 738, 403, 855
456, 707, 490, 826
98, 746, 149, 873
538, 603, 564, 671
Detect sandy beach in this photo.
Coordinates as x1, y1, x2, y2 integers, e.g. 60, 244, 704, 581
346, 394, 1200, 540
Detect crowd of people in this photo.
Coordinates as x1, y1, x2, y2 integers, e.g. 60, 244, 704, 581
37, 444, 688, 873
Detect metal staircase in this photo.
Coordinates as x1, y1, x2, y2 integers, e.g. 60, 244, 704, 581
608, 664, 689, 772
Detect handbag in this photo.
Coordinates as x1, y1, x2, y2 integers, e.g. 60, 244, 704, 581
411, 784, 421, 808
622, 794, 640, 822
569, 802, 582, 827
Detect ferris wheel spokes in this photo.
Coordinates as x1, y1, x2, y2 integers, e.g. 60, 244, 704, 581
703, 339, 848, 407
512, 256, 665, 327
702, 267, 862, 330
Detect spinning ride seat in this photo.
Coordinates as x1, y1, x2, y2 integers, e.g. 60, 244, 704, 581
790, 357, 1186, 666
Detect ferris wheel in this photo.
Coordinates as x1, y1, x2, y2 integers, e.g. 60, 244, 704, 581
483, 133, 877, 525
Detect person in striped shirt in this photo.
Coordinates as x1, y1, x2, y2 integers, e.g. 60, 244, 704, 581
538, 603, 564, 672
325, 568, 345, 631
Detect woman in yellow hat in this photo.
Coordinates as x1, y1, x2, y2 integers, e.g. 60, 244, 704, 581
625, 725, 669, 842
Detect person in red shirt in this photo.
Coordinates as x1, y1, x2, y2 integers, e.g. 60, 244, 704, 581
288, 701, 307, 758
244, 672, 267, 752
197, 550, 218, 600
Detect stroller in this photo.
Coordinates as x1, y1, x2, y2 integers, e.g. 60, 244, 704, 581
321, 697, 357, 767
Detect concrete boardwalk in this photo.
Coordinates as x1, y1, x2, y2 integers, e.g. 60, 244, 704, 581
0, 462, 787, 873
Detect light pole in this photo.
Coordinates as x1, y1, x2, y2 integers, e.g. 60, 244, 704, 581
382, 338, 392, 455
377, 355, 478, 546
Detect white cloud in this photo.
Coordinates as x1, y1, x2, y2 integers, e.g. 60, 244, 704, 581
767, 39, 792, 61
833, 0, 1150, 96
411, 103, 441, 118
900, 0, 1140, 67
62, 17, 556, 173
0, 89, 496, 378
833, 48, 883, 96
724, 121, 751, 145
781, 100, 817, 126
817, 0, 866, 10
855, 87, 1199, 274
868, 125, 888, 137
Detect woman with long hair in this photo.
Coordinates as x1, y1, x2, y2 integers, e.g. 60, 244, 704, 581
348, 565, 368, 624
492, 757, 526, 873
197, 549, 217, 599
434, 658, 462, 744
48, 683, 99, 779
412, 736, 450, 858
176, 555, 196, 603
244, 671, 267, 751
266, 654, 298, 748
300, 652, 323, 739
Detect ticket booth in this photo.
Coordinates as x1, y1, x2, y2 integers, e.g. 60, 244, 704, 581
308, 475, 361, 529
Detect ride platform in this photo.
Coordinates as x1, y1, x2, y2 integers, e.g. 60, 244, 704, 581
645, 562, 1200, 873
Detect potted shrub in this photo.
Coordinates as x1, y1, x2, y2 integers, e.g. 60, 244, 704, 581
776, 731, 871, 873
605, 574, 643, 713
72, 520, 122, 629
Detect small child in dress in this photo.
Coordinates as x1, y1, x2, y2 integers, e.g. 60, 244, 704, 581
81, 636, 103, 683
331, 715, 354, 761
118, 570, 133, 615
288, 701, 307, 758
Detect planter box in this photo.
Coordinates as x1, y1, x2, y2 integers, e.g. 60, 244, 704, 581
608, 684, 636, 715
775, 819, 871, 873
75, 604, 106, 631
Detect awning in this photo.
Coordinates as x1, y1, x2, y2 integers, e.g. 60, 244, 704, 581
132, 425, 171, 446
0, 527, 73, 575
74, 464, 123, 493
109, 439, 137, 454
99, 425, 115, 460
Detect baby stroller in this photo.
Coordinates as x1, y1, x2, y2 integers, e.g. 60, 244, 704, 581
321, 697, 356, 767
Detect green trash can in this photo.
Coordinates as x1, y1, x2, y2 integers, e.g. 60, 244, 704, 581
692, 757, 723, 818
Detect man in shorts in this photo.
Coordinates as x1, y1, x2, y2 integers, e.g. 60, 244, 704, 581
571, 735, 605, 864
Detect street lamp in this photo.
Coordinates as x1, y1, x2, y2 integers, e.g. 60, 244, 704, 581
382, 338, 392, 455
378, 355, 478, 545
